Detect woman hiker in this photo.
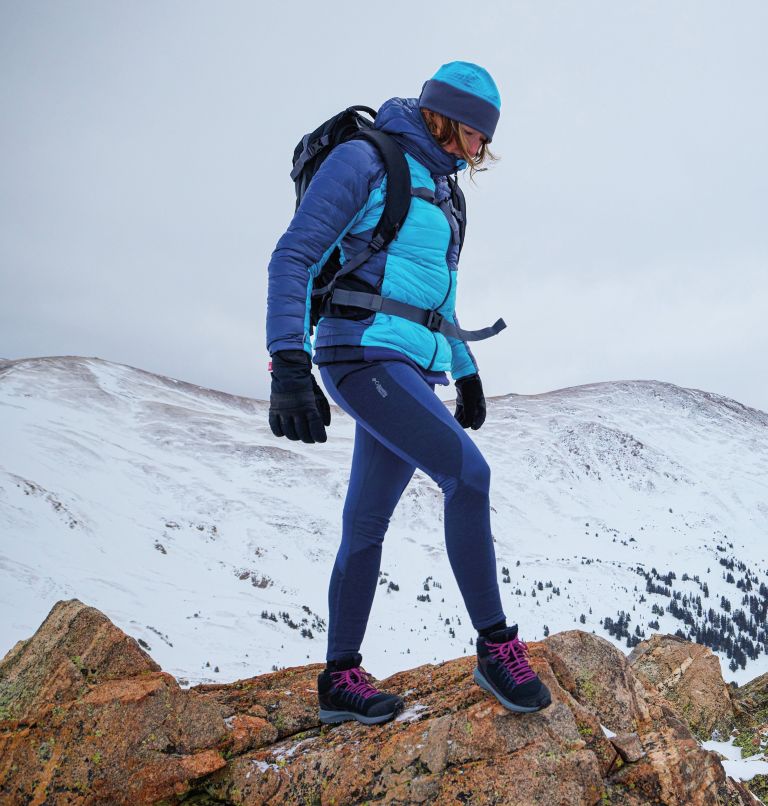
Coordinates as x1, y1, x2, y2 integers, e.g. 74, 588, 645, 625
265, 61, 552, 724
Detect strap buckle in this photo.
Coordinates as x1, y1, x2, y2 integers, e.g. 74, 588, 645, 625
369, 233, 386, 252
425, 310, 444, 332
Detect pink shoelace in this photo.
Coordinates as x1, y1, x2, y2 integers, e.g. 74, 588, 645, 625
487, 635, 538, 685
331, 667, 379, 700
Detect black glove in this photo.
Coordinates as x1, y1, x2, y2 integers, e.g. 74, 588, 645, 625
269, 350, 331, 443
454, 374, 486, 430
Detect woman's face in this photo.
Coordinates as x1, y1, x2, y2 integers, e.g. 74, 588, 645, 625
443, 124, 487, 159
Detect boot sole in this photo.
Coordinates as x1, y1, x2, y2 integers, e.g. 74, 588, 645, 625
319, 706, 400, 725
473, 667, 551, 713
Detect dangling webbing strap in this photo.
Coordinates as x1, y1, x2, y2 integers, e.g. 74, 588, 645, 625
328, 288, 506, 342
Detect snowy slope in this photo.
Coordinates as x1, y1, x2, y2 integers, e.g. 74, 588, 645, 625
1, 356, 767, 686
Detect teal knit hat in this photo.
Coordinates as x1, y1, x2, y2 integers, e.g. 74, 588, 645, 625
418, 61, 501, 142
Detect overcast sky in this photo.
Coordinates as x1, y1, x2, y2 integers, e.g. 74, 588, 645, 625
1, 1, 766, 411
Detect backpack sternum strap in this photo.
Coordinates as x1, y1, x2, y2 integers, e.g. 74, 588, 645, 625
328, 288, 506, 342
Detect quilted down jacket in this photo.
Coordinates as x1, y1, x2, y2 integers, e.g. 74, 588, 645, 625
266, 96, 478, 380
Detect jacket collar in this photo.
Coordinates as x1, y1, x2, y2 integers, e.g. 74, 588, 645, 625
374, 97, 466, 178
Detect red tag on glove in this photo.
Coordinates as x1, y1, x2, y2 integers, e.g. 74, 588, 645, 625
267, 360, 273, 373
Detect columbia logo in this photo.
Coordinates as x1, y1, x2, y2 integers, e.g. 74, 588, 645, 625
372, 378, 388, 398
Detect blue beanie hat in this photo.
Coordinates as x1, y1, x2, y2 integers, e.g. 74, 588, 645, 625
418, 61, 501, 142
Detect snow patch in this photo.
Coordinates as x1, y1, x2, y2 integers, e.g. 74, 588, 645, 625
701, 737, 768, 782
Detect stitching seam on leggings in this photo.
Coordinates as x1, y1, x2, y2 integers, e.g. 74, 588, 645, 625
332, 364, 377, 392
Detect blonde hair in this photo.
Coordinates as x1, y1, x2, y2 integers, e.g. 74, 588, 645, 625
421, 108, 498, 180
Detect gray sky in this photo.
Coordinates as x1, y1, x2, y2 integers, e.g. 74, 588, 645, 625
2, 1, 767, 411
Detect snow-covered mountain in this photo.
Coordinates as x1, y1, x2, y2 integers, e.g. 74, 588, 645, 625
1, 356, 767, 686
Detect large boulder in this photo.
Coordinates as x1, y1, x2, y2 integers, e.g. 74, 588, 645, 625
0, 602, 754, 805
0, 600, 229, 804
0, 598, 161, 721
627, 633, 735, 740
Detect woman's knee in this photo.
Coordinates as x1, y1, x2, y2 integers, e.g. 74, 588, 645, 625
342, 508, 391, 547
462, 451, 491, 494
438, 453, 490, 502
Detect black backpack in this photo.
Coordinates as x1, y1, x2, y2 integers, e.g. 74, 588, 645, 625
290, 107, 503, 343
290, 106, 410, 332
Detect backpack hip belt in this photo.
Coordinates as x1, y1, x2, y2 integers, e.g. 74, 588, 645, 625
326, 288, 506, 342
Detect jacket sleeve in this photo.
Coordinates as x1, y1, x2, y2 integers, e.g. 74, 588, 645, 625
436, 262, 479, 381
447, 310, 479, 381
266, 139, 382, 355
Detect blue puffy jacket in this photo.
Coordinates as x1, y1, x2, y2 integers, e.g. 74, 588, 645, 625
265, 97, 478, 381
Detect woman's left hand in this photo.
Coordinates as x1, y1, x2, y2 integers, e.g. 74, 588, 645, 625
454, 374, 486, 430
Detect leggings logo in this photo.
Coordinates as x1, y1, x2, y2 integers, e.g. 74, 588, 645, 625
372, 377, 388, 398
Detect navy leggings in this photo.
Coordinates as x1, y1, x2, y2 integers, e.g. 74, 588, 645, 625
319, 359, 506, 662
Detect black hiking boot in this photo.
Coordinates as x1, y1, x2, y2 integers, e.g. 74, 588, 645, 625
318, 653, 404, 725
474, 624, 552, 713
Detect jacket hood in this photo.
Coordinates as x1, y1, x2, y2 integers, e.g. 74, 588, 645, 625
374, 97, 466, 177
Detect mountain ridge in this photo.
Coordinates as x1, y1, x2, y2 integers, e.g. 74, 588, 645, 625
2, 355, 767, 689
4, 354, 768, 420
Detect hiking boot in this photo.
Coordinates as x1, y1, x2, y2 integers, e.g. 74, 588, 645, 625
318, 653, 404, 725
474, 624, 552, 713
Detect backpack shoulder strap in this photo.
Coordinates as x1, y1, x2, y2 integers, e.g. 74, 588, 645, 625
312, 130, 410, 298
447, 174, 467, 256
355, 129, 411, 245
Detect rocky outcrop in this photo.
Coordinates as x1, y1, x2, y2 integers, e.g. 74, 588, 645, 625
627, 633, 736, 741
732, 671, 768, 734
0, 601, 756, 805
730, 671, 768, 801
0, 601, 229, 804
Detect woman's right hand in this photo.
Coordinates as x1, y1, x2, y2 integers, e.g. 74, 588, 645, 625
268, 350, 331, 444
